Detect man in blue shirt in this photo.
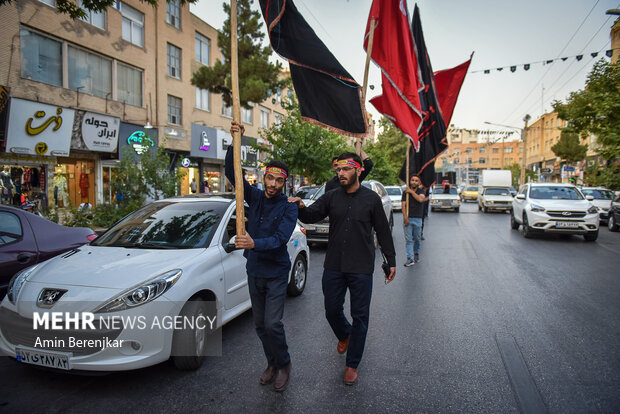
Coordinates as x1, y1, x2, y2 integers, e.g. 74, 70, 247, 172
225, 122, 298, 392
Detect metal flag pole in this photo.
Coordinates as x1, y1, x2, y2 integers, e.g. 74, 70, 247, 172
231, 0, 245, 235
358, 17, 376, 156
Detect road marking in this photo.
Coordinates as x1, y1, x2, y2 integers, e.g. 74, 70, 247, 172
495, 333, 548, 414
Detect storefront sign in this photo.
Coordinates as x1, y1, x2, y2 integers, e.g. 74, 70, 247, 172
6, 98, 74, 156
127, 131, 155, 155
118, 123, 159, 160
190, 124, 219, 159
217, 129, 257, 165
80, 112, 119, 152
181, 158, 191, 167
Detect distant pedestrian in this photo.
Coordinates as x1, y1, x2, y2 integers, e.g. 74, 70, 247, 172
190, 178, 197, 193
290, 152, 396, 385
402, 175, 428, 266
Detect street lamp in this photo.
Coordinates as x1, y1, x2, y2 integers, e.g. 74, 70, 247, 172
484, 115, 531, 186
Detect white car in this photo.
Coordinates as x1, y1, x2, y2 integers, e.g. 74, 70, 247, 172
580, 187, 615, 225
385, 185, 404, 211
0, 194, 309, 372
478, 186, 513, 213
511, 183, 599, 241
430, 185, 460, 212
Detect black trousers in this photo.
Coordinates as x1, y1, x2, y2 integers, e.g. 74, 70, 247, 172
247, 275, 290, 369
322, 269, 373, 369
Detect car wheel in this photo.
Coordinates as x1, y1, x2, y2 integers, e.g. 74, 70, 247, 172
609, 215, 619, 232
584, 230, 599, 241
172, 298, 209, 370
287, 254, 307, 296
510, 211, 519, 230
522, 213, 534, 238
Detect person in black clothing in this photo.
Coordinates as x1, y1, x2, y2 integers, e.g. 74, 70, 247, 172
226, 121, 298, 392
289, 152, 396, 386
324, 147, 373, 192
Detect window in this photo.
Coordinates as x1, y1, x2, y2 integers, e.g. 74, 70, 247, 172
274, 112, 283, 125
20, 29, 62, 87
492, 158, 499, 164
118, 62, 143, 106
221, 100, 232, 117
454, 148, 460, 154
260, 107, 269, 128
467, 158, 472, 165
168, 95, 182, 125
479, 158, 486, 164
166, 0, 180, 28
68, 46, 112, 99
466, 148, 472, 154
38, 0, 55, 6
121, 2, 144, 47
167, 43, 181, 79
195, 32, 210, 65
505, 147, 513, 153
479, 147, 486, 154
492, 148, 499, 154
242, 105, 253, 124
520, 147, 523, 152
79, 0, 106, 29
195, 88, 210, 111
454, 158, 459, 164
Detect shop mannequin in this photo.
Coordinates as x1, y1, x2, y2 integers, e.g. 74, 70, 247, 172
53, 171, 69, 207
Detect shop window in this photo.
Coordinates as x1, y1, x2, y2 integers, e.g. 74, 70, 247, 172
195, 32, 210, 65
20, 29, 62, 87
68, 45, 112, 99
117, 62, 143, 106
120, 2, 144, 47
79, 0, 106, 30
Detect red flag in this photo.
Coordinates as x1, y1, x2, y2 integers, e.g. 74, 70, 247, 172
434, 59, 472, 127
365, 0, 423, 147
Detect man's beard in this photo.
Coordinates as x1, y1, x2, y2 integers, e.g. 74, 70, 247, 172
339, 174, 358, 189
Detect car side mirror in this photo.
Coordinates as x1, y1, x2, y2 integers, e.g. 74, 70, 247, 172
223, 235, 239, 253
516, 194, 526, 200
585, 195, 594, 201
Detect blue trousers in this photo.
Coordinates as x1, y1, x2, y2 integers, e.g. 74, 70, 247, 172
322, 269, 373, 369
247, 275, 290, 369
404, 217, 422, 259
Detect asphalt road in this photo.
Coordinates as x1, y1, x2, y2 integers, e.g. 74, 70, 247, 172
1, 202, 619, 413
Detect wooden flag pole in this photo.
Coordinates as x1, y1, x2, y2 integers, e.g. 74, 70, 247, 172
231, 0, 245, 235
405, 140, 411, 213
358, 17, 376, 156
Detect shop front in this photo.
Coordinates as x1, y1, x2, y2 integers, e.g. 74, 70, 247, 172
191, 124, 224, 194
178, 156, 201, 195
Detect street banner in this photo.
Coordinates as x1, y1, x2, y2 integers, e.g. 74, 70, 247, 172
258, 0, 369, 137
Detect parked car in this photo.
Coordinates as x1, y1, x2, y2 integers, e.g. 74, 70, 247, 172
460, 186, 479, 202
385, 185, 404, 211
294, 186, 320, 206
580, 187, 615, 225
511, 183, 599, 241
608, 192, 620, 232
430, 185, 460, 212
0, 194, 309, 372
301, 180, 393, 246
0, 205, 97, 296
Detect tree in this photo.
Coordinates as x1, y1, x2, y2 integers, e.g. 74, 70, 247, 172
550, 131, 588, 163
191, 0, 286, 108
0, 0, 197, 19
364, 119, 408, 185
503, 162, 536, 187
141, 143, 186, 200
258, 98, 351, 184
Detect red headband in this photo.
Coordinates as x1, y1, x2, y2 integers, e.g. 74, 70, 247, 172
336, 159, 362, 169
265, 166, 288, 178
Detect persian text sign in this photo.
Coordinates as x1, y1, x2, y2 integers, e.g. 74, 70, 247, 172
81, 112, 119, 152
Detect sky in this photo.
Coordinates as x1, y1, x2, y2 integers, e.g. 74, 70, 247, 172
190, 0, 618, 136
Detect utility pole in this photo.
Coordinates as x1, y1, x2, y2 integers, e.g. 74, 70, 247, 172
520, 114, 531, 186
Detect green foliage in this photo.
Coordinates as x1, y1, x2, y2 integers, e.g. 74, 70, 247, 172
550, 131, 588, 162
40, 206, 59, 223
364, 119, 409, 185
503, 162, 536, 186
0, 0, 198, 19
141, 145, 187, 200
258, 98, 352, 184
191, 0, 286, 108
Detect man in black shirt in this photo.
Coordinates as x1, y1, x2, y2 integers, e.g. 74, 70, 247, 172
324, 148, 373, 192
289, 152, 396, 386
401, 175, 429, 266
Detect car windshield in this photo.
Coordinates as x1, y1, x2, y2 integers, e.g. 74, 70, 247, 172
433, 187, 458, 195
465, 187, 478, 192
485, 187, 510, 196
581, 189, 614, 200
386, 187, 402, 196
529, 187, 583, 200
92, 201, 227, 249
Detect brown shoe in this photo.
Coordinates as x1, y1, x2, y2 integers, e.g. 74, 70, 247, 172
344, 366, 358, 385
337, 335, 351, 354
273, 362, 291, 392
259, 366, 276, 385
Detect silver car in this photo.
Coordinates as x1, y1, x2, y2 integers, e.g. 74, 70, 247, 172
301, 180, 394, 247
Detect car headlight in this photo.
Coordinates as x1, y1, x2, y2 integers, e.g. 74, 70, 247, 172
7, 264, 40, 304
94, 269, 182, 313
587, 206, 598, 214
530, 203, 546, 213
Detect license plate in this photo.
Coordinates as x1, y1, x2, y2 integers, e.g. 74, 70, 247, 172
16, 346, 71, 370
315, 227, 329, 233
556, 222, 579, 228
442, 200, 452, 206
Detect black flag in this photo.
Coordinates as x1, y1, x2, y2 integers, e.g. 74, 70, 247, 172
258, 0, 368, 137
398, 5, 448, 188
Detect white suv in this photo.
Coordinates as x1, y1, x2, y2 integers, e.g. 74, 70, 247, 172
511, 183, 599, 241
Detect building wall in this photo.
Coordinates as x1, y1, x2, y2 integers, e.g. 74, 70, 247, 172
611, 18, 620, 65
436, 140, 523, 171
